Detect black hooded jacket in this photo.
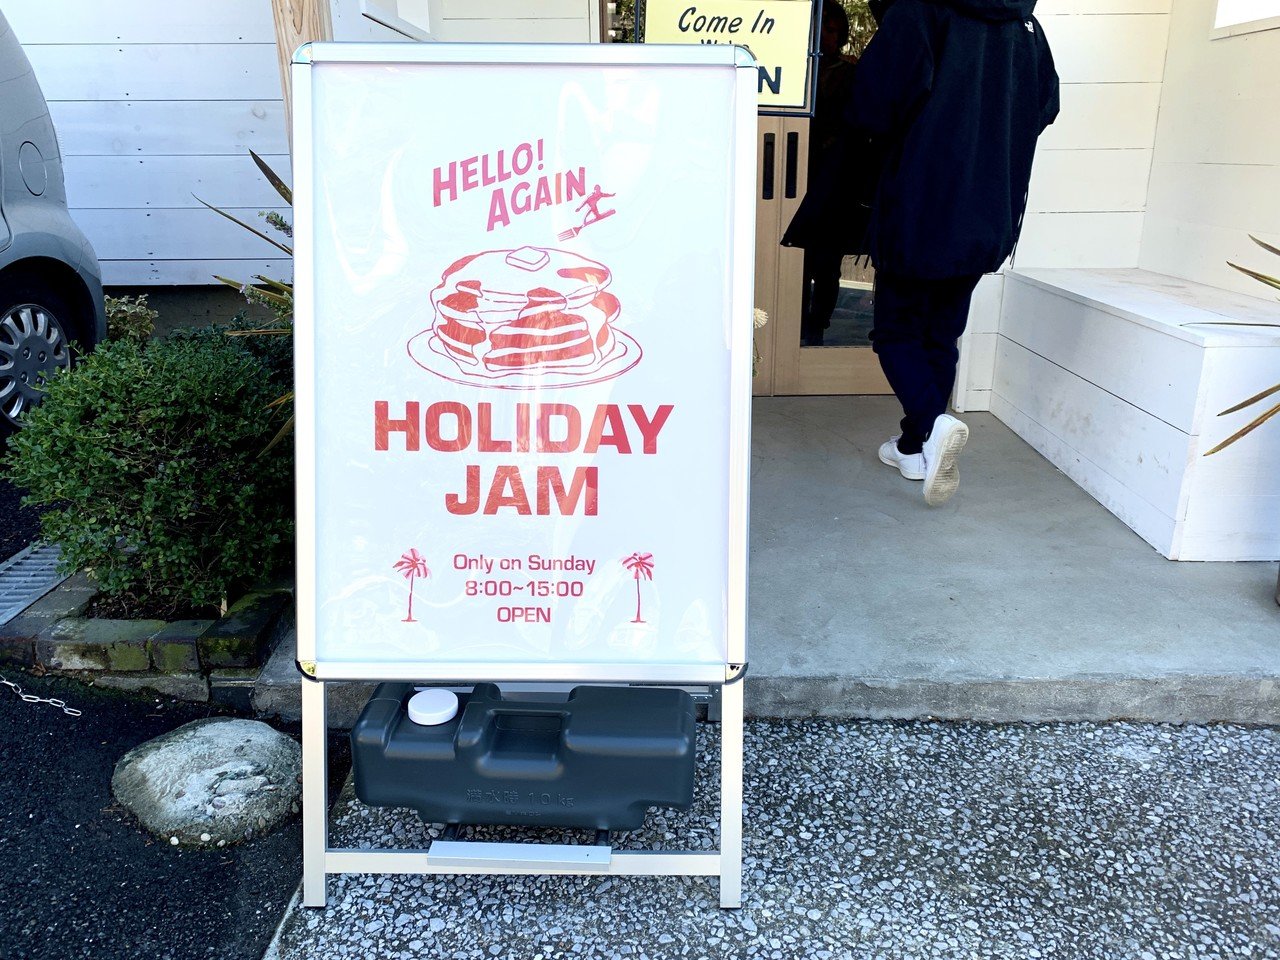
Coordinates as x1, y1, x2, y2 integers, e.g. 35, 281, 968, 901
849, 0, 1060, 279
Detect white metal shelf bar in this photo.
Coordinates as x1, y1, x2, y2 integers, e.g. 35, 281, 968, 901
325, 850, 721, 876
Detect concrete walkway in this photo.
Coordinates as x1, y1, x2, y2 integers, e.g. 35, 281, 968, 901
255, 398, 1280, 725
747, 397, 1279, 723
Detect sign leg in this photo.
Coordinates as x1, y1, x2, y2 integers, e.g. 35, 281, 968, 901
302, 678, 329, 908
718, 679, 744, 908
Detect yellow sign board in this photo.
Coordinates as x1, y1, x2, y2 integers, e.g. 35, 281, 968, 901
642, 1, 815, 110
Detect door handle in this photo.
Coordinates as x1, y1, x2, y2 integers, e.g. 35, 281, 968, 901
762, 132, 775, 201
785, 131, 799, 199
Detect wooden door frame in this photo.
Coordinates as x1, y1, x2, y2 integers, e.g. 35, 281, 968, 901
753, 116, 781, 396
272, 0, 335, 152
762, 116, 891, 396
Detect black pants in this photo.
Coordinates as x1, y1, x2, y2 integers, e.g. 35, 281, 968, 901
870, 272, 982, 454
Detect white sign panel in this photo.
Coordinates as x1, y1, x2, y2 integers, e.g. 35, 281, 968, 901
295, 44, 756, 683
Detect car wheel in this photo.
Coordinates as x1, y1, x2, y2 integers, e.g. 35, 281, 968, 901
0, 284, 77, 437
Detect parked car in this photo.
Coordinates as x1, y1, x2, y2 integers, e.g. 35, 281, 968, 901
0, 9, 105, 437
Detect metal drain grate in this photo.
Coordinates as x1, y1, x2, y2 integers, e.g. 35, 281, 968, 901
0, 543, 67, 626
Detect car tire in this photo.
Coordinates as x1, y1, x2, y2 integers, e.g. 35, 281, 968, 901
0, 281, 80, 439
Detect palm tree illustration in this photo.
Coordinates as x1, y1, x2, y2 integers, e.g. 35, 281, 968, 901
621, 552, 654, 623
393, 548, 430, 622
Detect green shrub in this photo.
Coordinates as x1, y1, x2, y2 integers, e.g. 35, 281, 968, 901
3, 334, 294, 617
175, 313, 293, 391
104, 294, 158, 344
202, 150, 297, 446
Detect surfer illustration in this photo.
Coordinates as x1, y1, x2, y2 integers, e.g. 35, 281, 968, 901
558, 184, 617, 240
576, 185, 616, 226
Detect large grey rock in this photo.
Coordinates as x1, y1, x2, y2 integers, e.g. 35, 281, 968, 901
112, 717, 301, 846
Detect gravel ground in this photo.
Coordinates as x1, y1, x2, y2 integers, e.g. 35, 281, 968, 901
270, 719, 1280, 960
0, 669, 349, 960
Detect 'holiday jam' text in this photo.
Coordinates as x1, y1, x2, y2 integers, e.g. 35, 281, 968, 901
374, 401, 675, 516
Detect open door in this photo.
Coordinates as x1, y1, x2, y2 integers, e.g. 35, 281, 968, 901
754, 115, 890, 396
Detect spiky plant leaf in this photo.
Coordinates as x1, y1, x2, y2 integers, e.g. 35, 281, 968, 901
196, 197, 293, 256
250, 149, 293, 205
213, 276, 292, 312
263, 413, 296, 453
1204, 402, 1280, 456
1249, 234, 1280, 259
1228, 261, 1280, 293
1219, 382, 1280, 417
251, 275, 294, 295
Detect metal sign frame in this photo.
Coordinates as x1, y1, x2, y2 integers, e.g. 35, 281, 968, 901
293, 41, 755, 909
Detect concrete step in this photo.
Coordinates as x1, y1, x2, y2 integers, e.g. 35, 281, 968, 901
251, 623, 1280, 727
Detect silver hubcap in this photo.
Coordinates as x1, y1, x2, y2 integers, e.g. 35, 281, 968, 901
0, 303, 71, 427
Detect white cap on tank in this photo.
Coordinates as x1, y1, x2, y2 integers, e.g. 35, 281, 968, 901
407, 688, 459, 726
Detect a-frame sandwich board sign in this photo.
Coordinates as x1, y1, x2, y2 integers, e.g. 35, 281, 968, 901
293, 40, 755, 908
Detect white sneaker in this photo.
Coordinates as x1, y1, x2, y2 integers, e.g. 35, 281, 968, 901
922, 414, 969, 506
878, 436, 925, 481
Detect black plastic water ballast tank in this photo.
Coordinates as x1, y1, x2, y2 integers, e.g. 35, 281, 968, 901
350, 682, 697, 831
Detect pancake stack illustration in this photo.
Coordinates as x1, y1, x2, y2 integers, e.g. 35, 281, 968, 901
428, 246, 623, 378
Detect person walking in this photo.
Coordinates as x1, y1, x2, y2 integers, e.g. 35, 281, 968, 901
850, 0, 1059, 505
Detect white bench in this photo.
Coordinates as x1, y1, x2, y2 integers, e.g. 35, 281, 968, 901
991, 268, 1280, 561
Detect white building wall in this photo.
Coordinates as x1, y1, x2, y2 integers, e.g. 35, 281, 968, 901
956, 0, 1173, 411
1138, 0, 1280, 294
1015, 0, 1172, 271
9, 0, 295, 285
10, 0, 599, 286
407, 0, 603, 41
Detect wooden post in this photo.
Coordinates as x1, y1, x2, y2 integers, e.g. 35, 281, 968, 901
271, 0, 334, 151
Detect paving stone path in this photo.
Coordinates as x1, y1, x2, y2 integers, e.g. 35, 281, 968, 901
268, 719, 1280, 960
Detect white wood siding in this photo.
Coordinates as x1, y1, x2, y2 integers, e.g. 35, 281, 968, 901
1138, 0, 1280, 295
952, 274, 1004, 412
983, 0, 1280, 558
9, 0, 286, 285
1014, 0, 1172, 273
410, 0, 602, 42
8, 0, 411, 286
49, 101, 289, 157
991, 268, 1280, 560
13, 1, 601, 285
6, 1, 278, 43
959, 0, 1173, 411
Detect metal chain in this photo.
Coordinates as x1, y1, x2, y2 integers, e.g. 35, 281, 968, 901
0, 674, 81, 717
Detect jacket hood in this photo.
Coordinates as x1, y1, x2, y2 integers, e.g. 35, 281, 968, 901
917, 0, 1039, 21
